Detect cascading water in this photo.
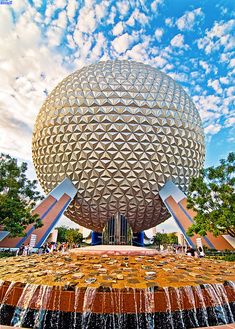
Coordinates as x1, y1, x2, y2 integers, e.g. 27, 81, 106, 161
49, 285, 62, 329
163, 287, 174, 329
203, 282, 234, 325
81, 287, 97, 329
213, 283, 234, 323
73, 287, 81, 329
0, 281, 234, 328
182, 286, 199, 327
194, 284, 209, 327
0, 281, 16, 324
143, 287, 155, 329
11, 283, 39, 327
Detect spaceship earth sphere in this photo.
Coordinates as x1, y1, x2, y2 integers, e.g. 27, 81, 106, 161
32, 60, 205, 232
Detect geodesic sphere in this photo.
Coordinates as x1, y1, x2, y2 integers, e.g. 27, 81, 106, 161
32, 60, 205, 232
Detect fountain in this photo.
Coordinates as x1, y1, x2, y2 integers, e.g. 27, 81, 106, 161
0, 251, 234, 328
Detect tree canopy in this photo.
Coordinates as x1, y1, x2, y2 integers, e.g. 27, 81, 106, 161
0, 154, 43, 237
187, 152, 235, 238
153, 232, 178, 246
56, 226, 83, 244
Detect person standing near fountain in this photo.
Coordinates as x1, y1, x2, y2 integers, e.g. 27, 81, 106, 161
198, 246, 205, 258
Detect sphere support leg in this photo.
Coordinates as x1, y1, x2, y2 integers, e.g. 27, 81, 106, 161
132, 231, 144, 247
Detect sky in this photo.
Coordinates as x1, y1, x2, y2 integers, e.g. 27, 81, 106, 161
0, 0, 234, 232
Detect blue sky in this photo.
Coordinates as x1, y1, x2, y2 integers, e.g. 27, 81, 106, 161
0, 0, 234, 230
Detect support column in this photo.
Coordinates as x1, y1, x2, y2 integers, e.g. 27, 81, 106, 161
159, 180, 234, 251
0, 178, 77, 248
132, 231, 144, 247
91, 231, 102, 245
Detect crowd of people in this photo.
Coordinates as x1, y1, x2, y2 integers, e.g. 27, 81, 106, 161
38, 242, 81, 254
15, 242, 205, 258
15, 242, 81, 256
186, 246, 205, 258
16, 243, 33, 256
159, 244, 205, 258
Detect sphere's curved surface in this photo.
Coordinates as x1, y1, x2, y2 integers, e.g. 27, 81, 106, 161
32, 60, 205, 232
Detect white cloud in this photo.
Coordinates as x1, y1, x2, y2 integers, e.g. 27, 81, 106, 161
220, 77, 229, 85
32, 0, 42, 8
224, 117, 235, 127
44, 0, 66, 24
225, 86, 235, 97
112, 21, 124, 36
73, 30, 93, 60
67, 34, 76, 49
220, 52, 233, 64
197, 19, 235, 54
0, 8, 14, 38
47, 25, 64, 47
164, 63, 174, 71
116, 0, 130, 16
229, 58, 235, 68
107, 6, 116, 25
126, 8, 149, 27
95, 0, 109, 21
168, 72, 188, 83
89, 32, 106, 61
0, 3, 71, 161
126, 40, 151, 63
208, 79, 222, 94
204, 123, 222, 135
54, 10, 67, 29
126, 15, 135, 26
193, 95, 222, 122
153, 56, 167, 68
170, 34, 184, 48
76, 7, 97, 34
95, 1, 109, 20
176, 8, 203, 31
165, 17, 174, 27
112, 33, 135, 54
54, 0, 66, 10
151, 0, 163, 12
75, 1, 109, 35
192, 89, 234, 134
194, 85, 203, 93
12, 0, 28, 13
199, 60, 211, 74
66, 0, 78, 22
155, 28, 164, 42
76, 10, 97, 33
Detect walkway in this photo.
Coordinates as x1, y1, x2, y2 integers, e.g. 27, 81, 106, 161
70, 244, 158, 256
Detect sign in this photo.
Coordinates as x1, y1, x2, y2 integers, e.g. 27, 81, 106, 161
29, 234, 37, 248
196, 238, 203, 249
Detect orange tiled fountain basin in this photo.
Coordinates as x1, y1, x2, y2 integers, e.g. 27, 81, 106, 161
0, 250, 234, 328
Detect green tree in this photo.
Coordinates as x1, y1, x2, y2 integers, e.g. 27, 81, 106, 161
153, 232, 169, 247
65, 228, 83, 244
187, 152, 235, 238
0, 153, 43, 237
56, 226, 68, 243
56, 226, 83, 244
167, 232, 178, 245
